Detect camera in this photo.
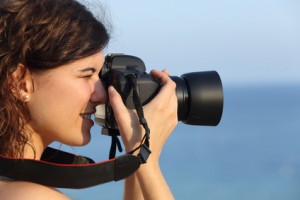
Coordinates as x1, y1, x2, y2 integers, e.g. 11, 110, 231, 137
95, 53, 223, 134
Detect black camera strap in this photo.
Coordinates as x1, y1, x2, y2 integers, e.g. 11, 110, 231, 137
125, 73, 151, 163
0, 73, 152, 189
107, 73, 151, 163
0, 147, 141, 189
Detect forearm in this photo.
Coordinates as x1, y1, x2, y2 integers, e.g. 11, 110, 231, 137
123, 156, 174, 200
135, 157, 174, 200
123, 174, 144, 200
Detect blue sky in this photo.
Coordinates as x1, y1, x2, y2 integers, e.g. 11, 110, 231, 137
87, 0, 300, 86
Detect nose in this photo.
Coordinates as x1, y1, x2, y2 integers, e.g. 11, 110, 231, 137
90, 79, 107, 105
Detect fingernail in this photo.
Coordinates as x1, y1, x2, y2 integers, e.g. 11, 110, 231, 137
108, 86, 115, 93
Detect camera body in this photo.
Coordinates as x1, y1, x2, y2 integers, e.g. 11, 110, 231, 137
100, 54, 161, 109
95, 53, 223, 133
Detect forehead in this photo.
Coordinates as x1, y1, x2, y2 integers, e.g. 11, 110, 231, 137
61, 52, 104, 71
31, 52, 104, 80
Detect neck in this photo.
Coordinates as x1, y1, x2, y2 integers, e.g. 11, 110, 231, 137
23, 130, 48, 160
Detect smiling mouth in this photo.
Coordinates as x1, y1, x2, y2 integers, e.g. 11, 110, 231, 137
80, 113, 93, 120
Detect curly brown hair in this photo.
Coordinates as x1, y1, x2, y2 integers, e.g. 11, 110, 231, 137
0, 0, 109, 157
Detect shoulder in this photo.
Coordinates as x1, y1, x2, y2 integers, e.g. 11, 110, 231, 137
0, 181, 70, 200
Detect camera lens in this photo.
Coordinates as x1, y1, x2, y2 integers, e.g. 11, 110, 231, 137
171, 71, 223, 126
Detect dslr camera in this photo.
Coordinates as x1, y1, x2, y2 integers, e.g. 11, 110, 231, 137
95, 53, 223, 135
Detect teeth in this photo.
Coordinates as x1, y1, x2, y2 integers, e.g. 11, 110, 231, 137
82, 114, 91, 119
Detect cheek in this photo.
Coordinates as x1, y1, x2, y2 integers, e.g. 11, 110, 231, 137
42, 81, 91, 116
29, 79, 91, 128
27, 80, 94, 145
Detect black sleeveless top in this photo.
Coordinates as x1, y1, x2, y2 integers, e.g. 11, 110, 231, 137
0, 175, 14, 181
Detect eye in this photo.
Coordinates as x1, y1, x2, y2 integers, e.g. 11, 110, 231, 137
82, 74, 93, 78
79, 67, 96, 78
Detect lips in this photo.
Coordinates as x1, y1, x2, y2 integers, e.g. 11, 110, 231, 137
80, 111, 95, 127
80, 110, 96, 120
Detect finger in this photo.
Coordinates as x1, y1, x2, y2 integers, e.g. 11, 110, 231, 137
150, 69, 173, 85
150, 70, 176, 100
162, 68, 170, 75
108, 86, 131, 129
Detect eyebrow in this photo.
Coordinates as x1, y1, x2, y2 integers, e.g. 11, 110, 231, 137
78, 67, 96, 73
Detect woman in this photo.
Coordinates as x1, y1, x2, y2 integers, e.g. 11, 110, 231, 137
0, 0, 178, 199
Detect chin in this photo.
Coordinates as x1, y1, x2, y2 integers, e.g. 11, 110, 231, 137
68, 131, 91, 146
79, 134, 91, 146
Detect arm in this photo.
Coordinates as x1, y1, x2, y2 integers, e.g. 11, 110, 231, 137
108, 69, 177, 200
124, 174, 144, 200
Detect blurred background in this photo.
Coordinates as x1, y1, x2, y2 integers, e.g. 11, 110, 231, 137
57, 0, 300, 199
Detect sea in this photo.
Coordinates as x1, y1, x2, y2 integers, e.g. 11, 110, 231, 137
55, 83, 300, 200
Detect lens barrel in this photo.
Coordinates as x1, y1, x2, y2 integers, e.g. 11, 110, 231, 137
171, 71, 223, 126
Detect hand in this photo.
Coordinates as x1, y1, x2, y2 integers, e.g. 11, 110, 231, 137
108, 69, 178, 161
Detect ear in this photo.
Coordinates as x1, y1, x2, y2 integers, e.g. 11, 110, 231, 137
10, 64, 34, 102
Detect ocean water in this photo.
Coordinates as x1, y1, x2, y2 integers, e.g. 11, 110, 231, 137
58, 83, 300, 200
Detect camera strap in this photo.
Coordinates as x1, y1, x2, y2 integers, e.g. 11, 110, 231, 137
0, 74, 152, 189
125, 73, 151, 163
0, 147, 141, 189
107, 73, 151, 163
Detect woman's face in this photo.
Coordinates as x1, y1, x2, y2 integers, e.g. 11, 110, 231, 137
27, 52, 106, 147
